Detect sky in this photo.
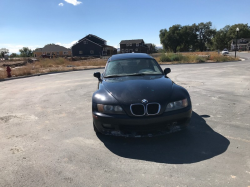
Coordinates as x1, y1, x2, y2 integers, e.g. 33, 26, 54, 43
0, 0, 250, 54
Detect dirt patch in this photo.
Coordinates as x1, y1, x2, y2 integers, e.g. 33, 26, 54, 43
0, 115, 18, 123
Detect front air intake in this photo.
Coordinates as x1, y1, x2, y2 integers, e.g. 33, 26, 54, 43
146, 103, 161, 115
130, 104, 145, 116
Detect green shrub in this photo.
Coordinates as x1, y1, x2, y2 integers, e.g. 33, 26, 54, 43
170, 53, 179, 61
160, 54, 171, 62
158, 52, 240, 64
195, 56, 206, 62
214, 56, 230, 62
160, 53, 186, 62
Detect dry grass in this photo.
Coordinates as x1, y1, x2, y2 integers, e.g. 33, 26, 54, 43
0, 57, 106, 79
0, 69, 7, 79
0, 54, 241, 80
38, 57, 106, 68
158, 52, 240, 64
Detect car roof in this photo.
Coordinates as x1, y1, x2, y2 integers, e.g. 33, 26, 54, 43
109, 53, 153, 61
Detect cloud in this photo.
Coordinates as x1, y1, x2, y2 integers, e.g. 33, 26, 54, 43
64, 0, 82, 6
55, 40, 78, 48
58, 3, 64, 6
155, 44, 163, 47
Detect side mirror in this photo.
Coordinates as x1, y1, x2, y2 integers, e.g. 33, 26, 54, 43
164, 68, 171, 75
93, 72, 101, 80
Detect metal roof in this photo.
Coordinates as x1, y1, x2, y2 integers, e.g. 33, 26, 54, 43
78, 34, 106, 43
72, 38, 103, 47
102, 45, 117, 49
88, 34, 106, 41
120, 39, 144, 44
110, 53, 153, 61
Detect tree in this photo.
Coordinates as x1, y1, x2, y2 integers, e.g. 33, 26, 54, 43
195, 22, 216, 51
0, 48, 9, 58
157, 48, 166, 53
160, 29, 168, 51
212, 24, 250, 50
179, 24, 198, 51
10, 53, 18, 57
212, 26, 230, 50
151, 44, 157, 53
160, 22, 215, 52
19, 47, 33, 57
160, 22, 250, 52
227, 23, 250, 40
159, 24, 182, 53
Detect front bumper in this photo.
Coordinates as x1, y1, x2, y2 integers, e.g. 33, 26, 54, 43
93, 106, 192, 137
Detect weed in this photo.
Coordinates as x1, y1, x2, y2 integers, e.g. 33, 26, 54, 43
159, 52, 239, 63
195, 56, 207, 62
160, 54, 171, 62
0, 53, 240, 79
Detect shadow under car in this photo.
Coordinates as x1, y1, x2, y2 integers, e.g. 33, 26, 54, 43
97, 112, 230, 164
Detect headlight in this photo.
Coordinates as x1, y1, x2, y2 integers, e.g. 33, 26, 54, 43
97, 104, 125, 114
165, 99, 188, 112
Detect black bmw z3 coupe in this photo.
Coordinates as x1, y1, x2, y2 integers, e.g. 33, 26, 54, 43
92, 53, 192, 137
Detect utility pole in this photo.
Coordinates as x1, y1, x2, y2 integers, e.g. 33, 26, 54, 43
235, 27, 239, 58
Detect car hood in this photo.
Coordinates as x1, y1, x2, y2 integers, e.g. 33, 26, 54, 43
102, 75, 173, 104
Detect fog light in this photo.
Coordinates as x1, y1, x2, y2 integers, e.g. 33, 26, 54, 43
103, 124, 112, 128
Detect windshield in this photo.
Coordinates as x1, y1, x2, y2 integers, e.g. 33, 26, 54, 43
104, 58, 163, 77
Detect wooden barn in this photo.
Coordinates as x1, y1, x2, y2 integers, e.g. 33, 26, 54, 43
71, 34, 117, 57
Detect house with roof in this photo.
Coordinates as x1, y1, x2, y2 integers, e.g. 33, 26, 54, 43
33, 44, 71, 57
231, 38, 250, 51
145, 43, 154, 53
71, 34, 117, 57
120, 39, 153, 54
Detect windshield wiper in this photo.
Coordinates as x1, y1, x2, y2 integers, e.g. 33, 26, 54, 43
104, 73, 145, 78
104, 73, 159, 78
104, 74, 125, 78
126, 73, 146, 76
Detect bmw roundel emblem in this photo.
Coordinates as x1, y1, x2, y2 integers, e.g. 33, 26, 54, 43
142, 99, 148, 104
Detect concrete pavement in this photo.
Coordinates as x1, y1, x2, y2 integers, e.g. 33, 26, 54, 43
230, 51, 250, 59
0, 53, 250, 187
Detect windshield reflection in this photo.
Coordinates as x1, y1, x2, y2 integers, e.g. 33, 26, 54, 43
104, 58, 163, 77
